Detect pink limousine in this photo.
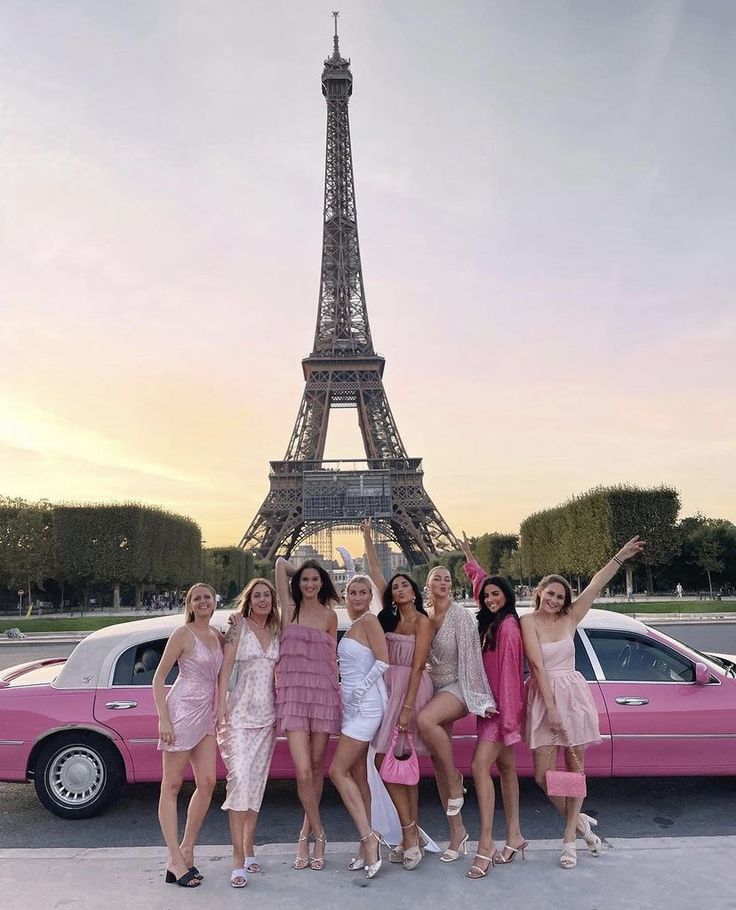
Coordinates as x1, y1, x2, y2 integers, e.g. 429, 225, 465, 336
1, 608, 734, 818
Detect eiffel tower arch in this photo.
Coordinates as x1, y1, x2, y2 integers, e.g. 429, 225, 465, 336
240, 17, 460, 567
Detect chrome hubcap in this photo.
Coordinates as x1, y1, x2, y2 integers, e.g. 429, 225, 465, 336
48, 745, 105, 806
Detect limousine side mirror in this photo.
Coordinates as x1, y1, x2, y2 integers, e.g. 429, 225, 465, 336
695, 662, 711, 686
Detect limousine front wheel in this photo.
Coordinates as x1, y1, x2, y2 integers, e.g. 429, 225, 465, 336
33, 732, 125, 819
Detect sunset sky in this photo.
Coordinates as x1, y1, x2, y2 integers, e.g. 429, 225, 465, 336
1, 1, 734, 553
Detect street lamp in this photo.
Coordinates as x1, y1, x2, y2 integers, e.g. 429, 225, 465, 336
201, 540, 207, 583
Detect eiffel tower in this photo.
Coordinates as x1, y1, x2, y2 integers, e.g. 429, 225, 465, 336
240, 16, 459, 567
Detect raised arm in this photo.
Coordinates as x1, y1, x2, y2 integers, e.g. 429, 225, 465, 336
216, 620, 243, 726
152, 627, 188, 747
275, 556, 296, 621
571, 536, 645, 624
461, 532, 489, 602
520, 613, 564, 736
362, 518, 387, 595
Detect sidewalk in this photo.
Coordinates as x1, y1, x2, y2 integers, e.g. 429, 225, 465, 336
2, 837, 734, 910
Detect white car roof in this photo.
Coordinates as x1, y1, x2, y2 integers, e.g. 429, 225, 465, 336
54, 608, 354, 689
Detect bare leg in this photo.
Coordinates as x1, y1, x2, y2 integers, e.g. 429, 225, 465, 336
286, 731, 324, 865
308, 732, 330, 864
470, 739, 502, 872
179, 735, 217, 873
563, 747, 585, 845
329, 736, 376, 863
533, 745, 589, 837
418, 694, 468, 850
158, 750, 195, 882
228, 809, 247, 870
496, 745, 526, 855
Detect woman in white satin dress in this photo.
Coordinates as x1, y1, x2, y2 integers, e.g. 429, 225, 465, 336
329, 575, 389, 879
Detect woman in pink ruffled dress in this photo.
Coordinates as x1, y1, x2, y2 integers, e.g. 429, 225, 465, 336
521, 536, 645, 869
274, 557, 341, 871
461, 535, 526, 880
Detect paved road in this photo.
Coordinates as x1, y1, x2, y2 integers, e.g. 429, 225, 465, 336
2, 773, 735, 851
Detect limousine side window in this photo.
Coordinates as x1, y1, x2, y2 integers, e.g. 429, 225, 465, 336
586, 630, 694, 683
112, 639, 179, 687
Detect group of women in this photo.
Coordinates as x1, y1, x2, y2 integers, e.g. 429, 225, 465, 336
153, 523, 645, 889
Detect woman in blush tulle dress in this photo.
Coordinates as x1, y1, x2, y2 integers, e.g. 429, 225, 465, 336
461, 534, 526, 880
274, 557, 341, 871
364, 520, 435, 871
153, 583, 224, 889
521, 536, 645, 870
216, 578, 280, 888
328, 574, 389, 879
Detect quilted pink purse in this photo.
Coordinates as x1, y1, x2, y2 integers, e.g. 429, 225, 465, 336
380, 728, 419, 786
545, 735, 587, 798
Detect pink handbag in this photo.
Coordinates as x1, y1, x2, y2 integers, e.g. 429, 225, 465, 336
380, 728, 419, 786
545, 734, 587, 798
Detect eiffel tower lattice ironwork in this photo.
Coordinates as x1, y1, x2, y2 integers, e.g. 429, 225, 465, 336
239, 17, 460, 567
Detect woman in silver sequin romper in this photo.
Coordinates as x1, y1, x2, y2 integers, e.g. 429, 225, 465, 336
417, 566, 496, 862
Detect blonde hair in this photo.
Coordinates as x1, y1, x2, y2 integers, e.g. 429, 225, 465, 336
426, 565, 452, 612
183, 582, 217, 623
234, 577, 280, 636
533, 575, 573, 614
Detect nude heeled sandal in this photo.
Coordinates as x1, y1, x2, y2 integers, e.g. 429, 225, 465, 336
466, 853, 495, 879
579, 813, 602, 856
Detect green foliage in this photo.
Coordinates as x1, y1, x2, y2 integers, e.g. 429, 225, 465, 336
0, 497, 55, 589
470, 533, 519, 574
519, 485, 680, 587
204, 547, 254, 600
53, 503, 201, 587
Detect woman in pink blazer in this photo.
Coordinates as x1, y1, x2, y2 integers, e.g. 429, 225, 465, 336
461, 536, 527, 880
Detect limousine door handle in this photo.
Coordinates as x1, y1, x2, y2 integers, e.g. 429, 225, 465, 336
105, 701, 138, 710
615, 697, 649, 706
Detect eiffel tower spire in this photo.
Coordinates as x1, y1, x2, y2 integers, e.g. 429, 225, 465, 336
240, 20, 459, 566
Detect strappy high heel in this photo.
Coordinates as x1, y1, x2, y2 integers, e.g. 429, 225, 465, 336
165, 868, 201, 888
446, 772, 467, 817
360, 831, 384, 880
440, 832, 469, 863
309, 829, 327, 871
292, 832, 310, 870
466, 852, 495, 879
578, 813, 602, 856
494, 840, 528, 864
560, 841, 577, 870
402, 822, 424, 871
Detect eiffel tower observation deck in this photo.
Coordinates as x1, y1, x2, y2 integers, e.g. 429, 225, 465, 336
240, 15, 460, 567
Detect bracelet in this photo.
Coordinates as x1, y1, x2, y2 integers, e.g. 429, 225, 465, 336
613, 555, 624, 566
402, 704, 414, 711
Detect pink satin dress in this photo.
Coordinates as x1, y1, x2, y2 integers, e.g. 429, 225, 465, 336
158, 626, 223, 752
372, 633, 434, 756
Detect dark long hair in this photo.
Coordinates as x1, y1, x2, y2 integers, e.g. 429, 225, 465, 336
289, 559, 339, 624
377, 573, 428, 633
476, 574, 519, 651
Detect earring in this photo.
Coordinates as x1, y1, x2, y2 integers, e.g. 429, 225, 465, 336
391, 602, 398, 617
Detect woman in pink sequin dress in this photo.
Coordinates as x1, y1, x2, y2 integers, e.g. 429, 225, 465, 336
153, 583, 224, 888
217, 578, 280, 888
274, 556, 340, 871
521, 536, 645, 870
461, 535, 526, 879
